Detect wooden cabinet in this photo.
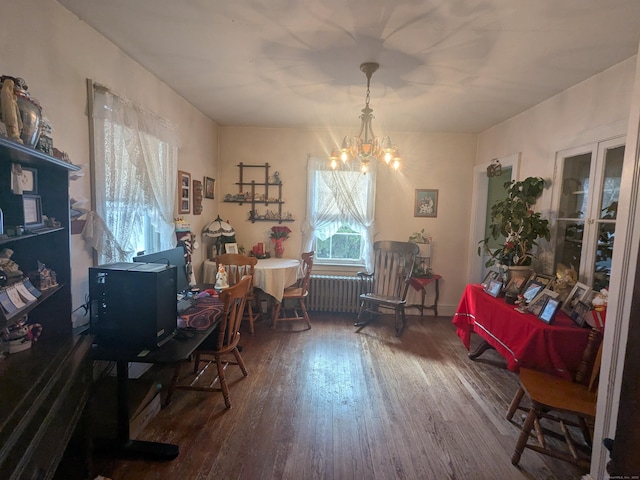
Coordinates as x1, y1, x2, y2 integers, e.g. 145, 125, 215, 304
223, 162, 294, 223
0, 136, 93, 479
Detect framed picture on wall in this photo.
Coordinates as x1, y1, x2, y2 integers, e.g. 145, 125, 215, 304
414, 189, 438, 217
178, 170, 191, 214
204, 176, 215, 199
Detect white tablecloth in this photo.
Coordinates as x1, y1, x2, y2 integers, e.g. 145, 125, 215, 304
203, 257, 300, 302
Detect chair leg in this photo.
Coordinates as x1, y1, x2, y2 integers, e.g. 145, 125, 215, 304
246, 303, 255, 334
233, 347, 248, 376
215, 353, 231, 409
299, 299, 311, 329
512, 405, 539, 465
506, 387, 525, 420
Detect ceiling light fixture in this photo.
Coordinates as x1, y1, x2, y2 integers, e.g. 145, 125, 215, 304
329, 62, 401, 174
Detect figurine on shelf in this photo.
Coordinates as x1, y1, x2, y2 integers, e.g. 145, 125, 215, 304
215, 264, 229, 290
0, 77, 23, 143
0, 248, 23, 282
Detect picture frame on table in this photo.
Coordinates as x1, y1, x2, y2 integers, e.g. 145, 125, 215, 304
527, 288, 559, 317
561, 282, 591, 316
521, 280, 546, 304
523, 273, 554, 290
481, 269, 500, 287
538, 296, 562, 324
570, 300, 592, 327
505, 275, 527, 295
414, 189, 438, 218
484, 278, 503, 298
225, 243, 238, 254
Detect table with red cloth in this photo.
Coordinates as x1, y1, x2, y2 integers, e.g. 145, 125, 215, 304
453, 283, 591, 379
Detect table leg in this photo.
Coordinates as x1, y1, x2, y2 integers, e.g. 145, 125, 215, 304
93, 360, 179, 460
468, 339, 495, 360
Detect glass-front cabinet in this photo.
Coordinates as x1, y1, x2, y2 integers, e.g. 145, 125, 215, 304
553, 137, 624, 291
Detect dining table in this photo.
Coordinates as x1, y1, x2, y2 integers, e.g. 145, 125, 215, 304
203, 257, 300, 302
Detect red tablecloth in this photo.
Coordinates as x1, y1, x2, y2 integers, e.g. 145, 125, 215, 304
453, 284, 591, 379
409, 275, 441, 291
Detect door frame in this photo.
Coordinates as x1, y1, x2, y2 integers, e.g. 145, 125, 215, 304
466, 153, 520, 284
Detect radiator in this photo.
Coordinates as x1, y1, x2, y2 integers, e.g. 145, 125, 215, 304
307, 275, 373, 313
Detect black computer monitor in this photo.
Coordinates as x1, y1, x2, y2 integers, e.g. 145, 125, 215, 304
133, 246, 190, 295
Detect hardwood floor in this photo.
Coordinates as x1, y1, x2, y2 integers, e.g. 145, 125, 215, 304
91, 314, 586, 480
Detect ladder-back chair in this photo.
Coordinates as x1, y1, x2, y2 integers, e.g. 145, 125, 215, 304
508, 327, 603, 469
272, 251, 314, 330
354, 241, 420, 336
166, 276, 251, 409
215, 253, 259, 334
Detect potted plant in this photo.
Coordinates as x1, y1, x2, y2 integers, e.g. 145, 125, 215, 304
478, 177, 550, 271
408, 229, 432, 277
270, 225, 291, 258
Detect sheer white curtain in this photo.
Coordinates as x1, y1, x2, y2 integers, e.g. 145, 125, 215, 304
301, 156, 377, 272
83, 84, 180, 264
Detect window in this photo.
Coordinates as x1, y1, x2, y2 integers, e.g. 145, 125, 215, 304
302, 156, 376, 270
83, 84, 179, 264
552, 137, 624, 291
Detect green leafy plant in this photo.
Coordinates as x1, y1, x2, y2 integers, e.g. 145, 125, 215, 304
478, 177, 551, 267
408, 228, 428, 244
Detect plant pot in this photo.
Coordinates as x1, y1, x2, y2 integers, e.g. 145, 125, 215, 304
508, 265, 533, 282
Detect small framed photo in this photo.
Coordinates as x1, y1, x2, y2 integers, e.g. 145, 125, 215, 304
204, 176, 215, 199
225, 243, 238, 254
561, 282, 591, 316
505, 275, 527, 295
484, 278, 503, 298
481, 269, 500, 287
570, 300, 591, 327
521, 281, 545, 304
414, 189, 438, 218
178, 170, 191, 214
22, 194, 44, 228
538, 296, 561, 324
527, 288, 558, 316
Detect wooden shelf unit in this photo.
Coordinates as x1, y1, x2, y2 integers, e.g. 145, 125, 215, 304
0, 136, 93, 479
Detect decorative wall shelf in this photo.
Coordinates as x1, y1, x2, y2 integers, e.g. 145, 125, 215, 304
224, 162, 294, 223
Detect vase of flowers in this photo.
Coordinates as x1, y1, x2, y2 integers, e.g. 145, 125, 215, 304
270, 225, 291, 258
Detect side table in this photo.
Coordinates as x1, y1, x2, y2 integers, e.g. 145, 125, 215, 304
407, 274, 441, 317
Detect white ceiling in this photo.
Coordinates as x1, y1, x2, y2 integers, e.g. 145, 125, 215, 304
57, 0, 640, 134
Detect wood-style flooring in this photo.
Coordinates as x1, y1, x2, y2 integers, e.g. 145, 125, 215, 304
91, 313, 586, 480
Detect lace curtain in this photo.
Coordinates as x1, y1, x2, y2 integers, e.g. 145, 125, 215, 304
83, 84, 180, 264
301, 156, 377, 272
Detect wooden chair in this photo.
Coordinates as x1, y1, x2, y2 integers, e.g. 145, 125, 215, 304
272, 251, 314, 330
215, 253, 259, 334
508, 327, 603, 469
354, 241, 420, 336
166, 276, 251, 409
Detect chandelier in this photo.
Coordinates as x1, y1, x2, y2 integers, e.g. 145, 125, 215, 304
329, 62, 401, 174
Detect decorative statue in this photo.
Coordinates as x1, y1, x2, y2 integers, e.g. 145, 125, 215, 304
0, 248, 23, 280
215, 264, 229, 289
0, 78, 23, 143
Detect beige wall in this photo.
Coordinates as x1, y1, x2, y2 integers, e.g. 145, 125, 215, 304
2, 0, 218, 326
218, 127, 477, 314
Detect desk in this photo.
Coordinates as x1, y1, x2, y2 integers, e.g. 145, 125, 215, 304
91, 297, 223, 460
203, 258, 300, 302
407, 274, 441, 316
453, 284, 591, 379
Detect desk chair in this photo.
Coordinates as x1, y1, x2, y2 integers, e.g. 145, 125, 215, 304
166, 276, 251, 409
508, 327, 603, 469
355, 241, 419, 336
215, 253, 259, 334
272, 251, 314, 330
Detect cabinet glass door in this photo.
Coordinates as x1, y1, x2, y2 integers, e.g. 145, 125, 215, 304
553, 138, 624, 291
